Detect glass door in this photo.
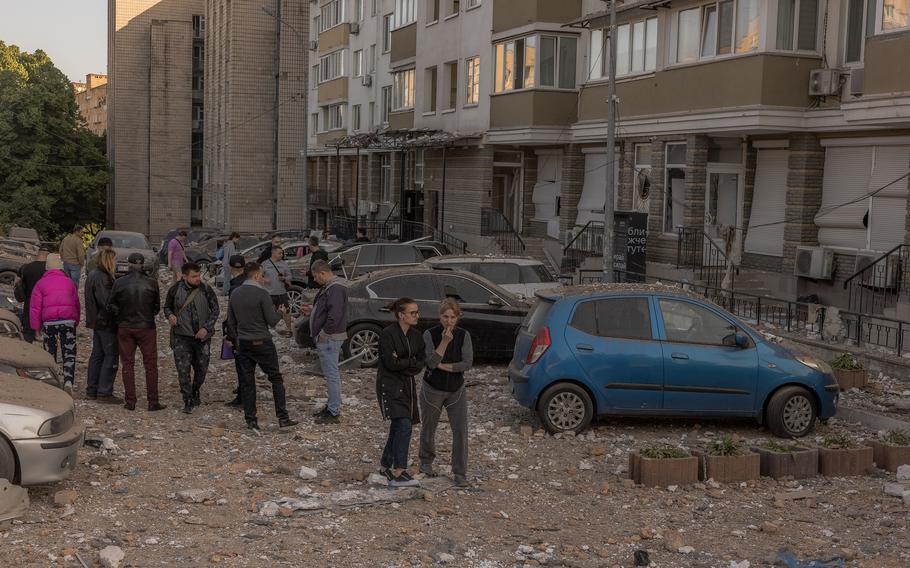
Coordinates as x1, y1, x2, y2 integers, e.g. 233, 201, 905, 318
704, 165, 743, 264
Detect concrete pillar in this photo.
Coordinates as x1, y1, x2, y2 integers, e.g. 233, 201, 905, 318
683, 134, 710, 229
521, 150, 538, 236
782, 134, 825, 274
648, 139, 666, 237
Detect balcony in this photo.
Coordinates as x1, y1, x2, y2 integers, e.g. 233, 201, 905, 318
492, 0, 582, 34
390, 23, 416, 65
318, 23, 350, 54
489, 90, 578, 129
388, 110, 415, 130
318, 77, 348, 104
863, 33, 910, 96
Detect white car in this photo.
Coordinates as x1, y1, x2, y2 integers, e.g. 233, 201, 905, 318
0, 373, 83, 485
424, 255, 562, 298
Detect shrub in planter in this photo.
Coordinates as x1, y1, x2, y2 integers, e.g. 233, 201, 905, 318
752, 440, 818, 479
830, 352, 867, 391
818, 433, 874, 477
694, 437, 760, 483
872, 429, 910, 472
628, 445, 699, 488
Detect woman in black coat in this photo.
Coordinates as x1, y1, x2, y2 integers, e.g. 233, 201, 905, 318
376, 297, 425, 488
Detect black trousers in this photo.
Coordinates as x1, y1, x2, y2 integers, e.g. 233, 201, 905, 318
236, 339, 289, 423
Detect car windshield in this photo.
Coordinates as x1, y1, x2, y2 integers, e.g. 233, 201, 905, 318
102, 234, 150, 249
523, 299, 554, 333
521, 264, 555, 283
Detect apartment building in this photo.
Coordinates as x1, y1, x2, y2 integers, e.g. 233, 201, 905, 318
72, 74, 108, 136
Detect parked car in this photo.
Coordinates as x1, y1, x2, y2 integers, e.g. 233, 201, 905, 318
0, 309, 24, 340
88, 231, 160, 276
294, 267, 530, 366
426, 255, 560, 298
328, 243, 427, 280
185, 232, 262, 268
508, 286, 839, 437
6, 227, 40, 245
0, 372, 83, 484
0, 337, 61, 388
157, 227, 221, 265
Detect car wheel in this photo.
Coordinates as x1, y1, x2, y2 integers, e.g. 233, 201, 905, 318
344, 323, 382, 368
286, 286, 305, 314
766, 386, 817, 438
0, 271, 16, 286
537, 383, 594, 434
0, 436, 17, 482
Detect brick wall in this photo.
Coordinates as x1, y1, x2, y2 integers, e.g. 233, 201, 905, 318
782, 134, 824, 274
559, 146, 584, 239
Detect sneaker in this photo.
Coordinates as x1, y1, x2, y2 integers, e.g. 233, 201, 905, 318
182, 404, 193, 414
85, 393, 97, 400
98, 395, 124, 405
419, 464, 438, 477
314, 408, 340, 425
246, 420, 261, 432
123, 402, 136, 411
279, 418, 299, 428
225, 398, 242, 407
453, 474, 470, 487
379, 467, 394, 482
389, 471, 420, 488
63, 381, 73, 395
148, 403, 167, 412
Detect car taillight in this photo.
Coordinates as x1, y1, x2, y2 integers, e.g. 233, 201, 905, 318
527, 326, 551, 364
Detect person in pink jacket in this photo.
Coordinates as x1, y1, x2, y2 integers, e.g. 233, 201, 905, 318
30, 253, 81, 393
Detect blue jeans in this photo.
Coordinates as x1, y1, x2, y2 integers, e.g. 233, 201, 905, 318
381, 417, 413, 470
316, 338, 344, 415
62, 263, 82, 287
87, 328, 119, 396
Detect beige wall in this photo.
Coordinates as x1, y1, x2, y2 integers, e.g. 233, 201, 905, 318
316, 131, 346, 146
492, 0, 581, 34
74, 74, 108, 136
864, 33, 910, 95
390, 23, 416, 65
318, 77, 348, 103
489, 90, 578, 128
579, 55, 820, 122
319, 23, 349, 54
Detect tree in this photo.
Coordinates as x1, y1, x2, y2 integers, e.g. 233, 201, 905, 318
0, 41, 109, 240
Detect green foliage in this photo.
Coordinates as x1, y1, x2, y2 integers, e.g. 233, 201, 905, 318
639, 445, 689, 459
706, 437, 743, 456
0, 41, 109, 240
831, 352, 864, 371
820, 433, 855, 449
882, 429, 910, 446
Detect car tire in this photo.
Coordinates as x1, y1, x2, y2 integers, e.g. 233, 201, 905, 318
537, 383, 594, 434
0, 436, 17, 483
286, 285, 305, 314
0, 271, 16, 287
344, 323, 383, 368
766, 386, 817, 438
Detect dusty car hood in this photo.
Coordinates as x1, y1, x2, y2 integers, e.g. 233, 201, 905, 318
0, 309, 20, 326
0, 336, 57, 368
0, 372, 71, 416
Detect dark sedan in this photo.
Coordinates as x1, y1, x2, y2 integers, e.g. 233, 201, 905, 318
294, 268, 530, 367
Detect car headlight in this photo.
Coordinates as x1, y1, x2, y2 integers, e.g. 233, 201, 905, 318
39, 409, 74, 437
795, 355, 833, 375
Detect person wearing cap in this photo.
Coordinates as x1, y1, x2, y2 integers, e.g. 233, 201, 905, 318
220, 232, 241, 295
97, 237, 114, 251
223, 254, 247, 408
168, 230, 189, 282
109, 253, 165, 412
59, 225, 86, 287
15, 246, 48, 343
29, 253, 81, 393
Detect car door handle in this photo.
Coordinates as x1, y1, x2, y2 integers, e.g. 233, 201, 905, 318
671, 352, 689, 360
576, 344, 594, 351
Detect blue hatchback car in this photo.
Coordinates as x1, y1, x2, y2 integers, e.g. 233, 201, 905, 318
508, 286, 839, 438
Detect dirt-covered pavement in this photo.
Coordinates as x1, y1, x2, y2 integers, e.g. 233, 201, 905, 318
2, 298, 909, 568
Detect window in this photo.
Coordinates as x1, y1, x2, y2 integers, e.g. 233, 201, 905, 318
320, 0, 345, 32
447, 0, 461, 17
394, 0, 416, 28
384, 245, 423, 265
845, 0, 877, 63
372, 0, 377, 17
311, 64, 320, 89
521, 265, 555, 283
369, 101, 376, 127
429, 0, 440, 22
370, 44, 377, 72
465, 56, 480, 105
776, 0, 819, 51
323, 104, 345, 130
381, 85, 392, 123
353, 50, 363, 77
603, 17, 657, 77
475, 263, 521, 285
314, 15, 321, 37
570, 298, 652, 340
735, 0, 760, 51
466, 0, 481, 8
664, 143, 686, 234
370, 275, 437, 300
883, 0, 910, 30
677, 0, 759, 63
383, 14, 393, 51
352, 104, 362, 131
319, 50, 345, 83
633, 144, 652, 212
355, 0, 364, 21
380, 154, 392, 201
659, 299, 737, 346
425, 66, 438, 112
414, 149, 425, 187
311, 112, 319, 134
437, 276, 495, 304
494, 34, 576, 93
445, 61, 458, 109
589, 29, 605, 80
392, 68, 416, 110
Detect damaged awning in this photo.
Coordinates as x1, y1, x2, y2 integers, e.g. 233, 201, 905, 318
325, 129, 483, 150
562, 0, 672, 29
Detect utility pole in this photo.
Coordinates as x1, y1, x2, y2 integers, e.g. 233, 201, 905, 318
601, 0, 617, 283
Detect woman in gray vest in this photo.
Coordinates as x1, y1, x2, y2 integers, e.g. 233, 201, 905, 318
418, 298, 473, 487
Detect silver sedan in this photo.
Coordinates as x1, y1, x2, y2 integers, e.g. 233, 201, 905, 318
0, 373, 83, 485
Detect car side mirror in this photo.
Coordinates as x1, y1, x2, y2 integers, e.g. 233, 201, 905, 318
734, 333, 749, 349
488, 296, 504, 307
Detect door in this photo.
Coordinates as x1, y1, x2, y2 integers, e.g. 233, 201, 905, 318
704, 165, 743, 264
365, 274, 440, 331
564, 296, 663, 411
402, 190, 424, 241
492, 164, 523, 233
656, 297, 757, 414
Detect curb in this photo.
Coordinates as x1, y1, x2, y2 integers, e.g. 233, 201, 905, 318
836, 407, 910, 432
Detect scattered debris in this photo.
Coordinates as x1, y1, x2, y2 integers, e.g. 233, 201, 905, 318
0, 480, 28, 522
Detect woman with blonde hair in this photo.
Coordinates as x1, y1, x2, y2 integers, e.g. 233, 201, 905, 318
418, 298, 473, 487
84, 248, 122, 403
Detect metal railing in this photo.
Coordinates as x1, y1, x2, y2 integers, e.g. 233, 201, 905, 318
676, 226, 737, 290
481, 207, 526, 256
843, 244, 909, 316
332, 216, 468, 254
561, 221, 605, 274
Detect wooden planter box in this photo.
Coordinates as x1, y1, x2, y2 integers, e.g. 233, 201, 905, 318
833, 369, 867, 391
693, 450, 761, 483
628, 452, 699, 488
752, 447, 819, 479
872, 441, 910, 472
818, 446, 874, 477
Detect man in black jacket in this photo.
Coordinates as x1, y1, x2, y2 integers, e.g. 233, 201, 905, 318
257, 234, 282, 264
224, 255, 247, 408
227, 262, 297, 431
165, 262, 220, 414
306, 236, 330, 288
15, 246, 48, 343
109, 253, 165, 412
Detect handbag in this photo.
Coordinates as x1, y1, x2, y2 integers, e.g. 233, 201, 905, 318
169, 287, 201, 349
220, 338, 235, 360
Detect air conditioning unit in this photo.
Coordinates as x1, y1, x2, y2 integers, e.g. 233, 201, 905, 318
794, 246, 834, 280
361, 74, 373, 87
369, 201, 379, 213
308, 40, 318, 51
808, 69, 840, 97
849, 67, 865, 97
350, 22, 360, 35
855, 251, 900, 288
